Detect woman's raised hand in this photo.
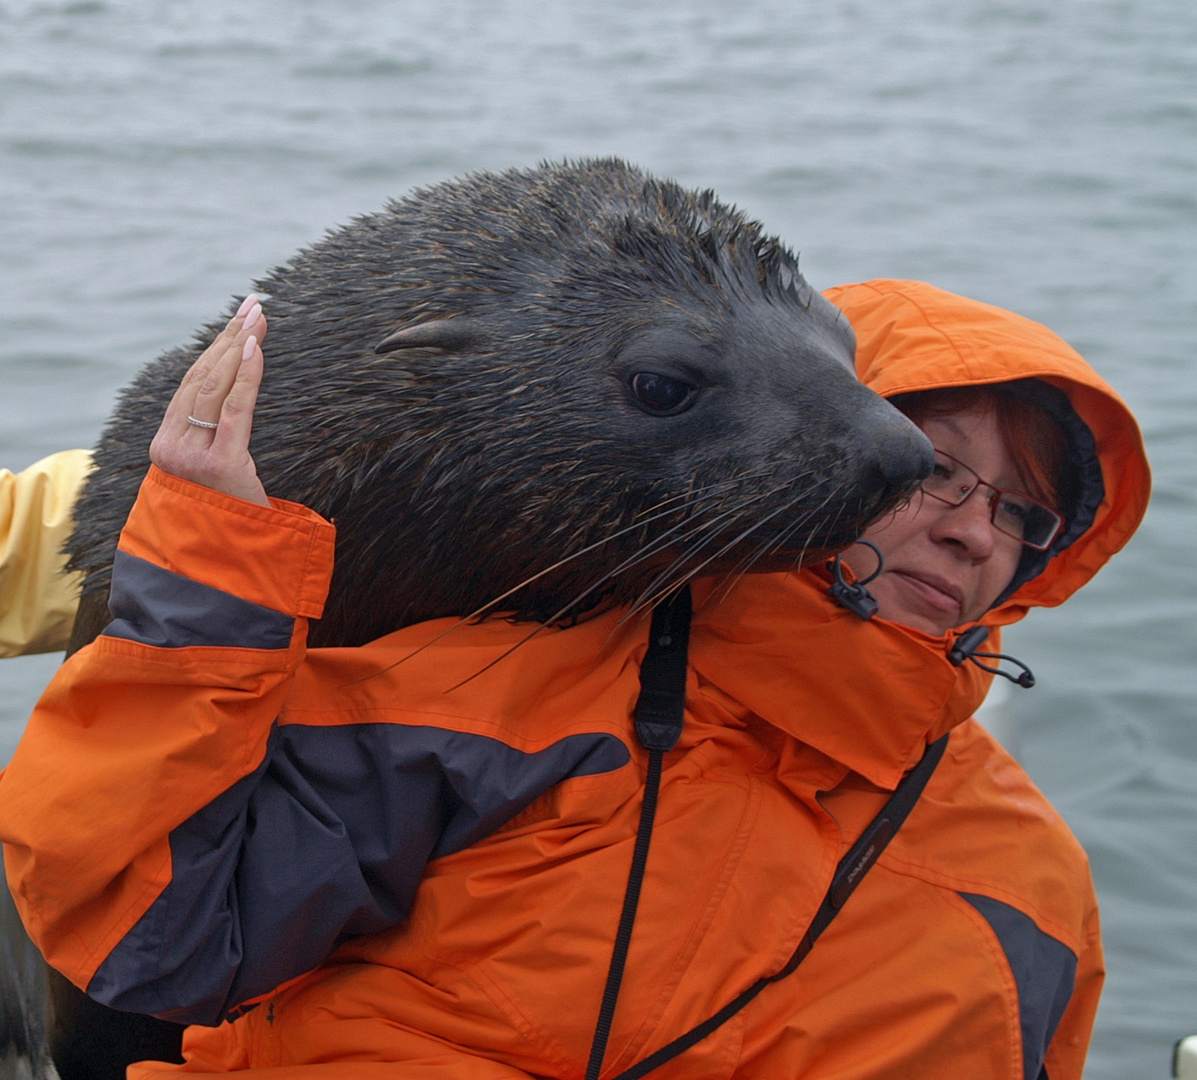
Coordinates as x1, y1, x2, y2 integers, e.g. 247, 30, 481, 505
150, 295, 270, 506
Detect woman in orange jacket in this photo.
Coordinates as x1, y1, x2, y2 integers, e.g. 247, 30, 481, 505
0, 280, 1149, 1080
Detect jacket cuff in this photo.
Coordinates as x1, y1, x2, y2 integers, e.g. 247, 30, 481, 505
116, 466, 336, 619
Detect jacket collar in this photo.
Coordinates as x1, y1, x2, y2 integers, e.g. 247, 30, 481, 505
335, 570, 990, 794
687, 572, 992, 790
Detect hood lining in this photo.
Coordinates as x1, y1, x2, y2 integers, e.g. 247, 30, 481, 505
989, 379, 1104, 606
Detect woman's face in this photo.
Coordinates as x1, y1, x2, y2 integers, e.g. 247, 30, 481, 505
846, 408, 1026, 636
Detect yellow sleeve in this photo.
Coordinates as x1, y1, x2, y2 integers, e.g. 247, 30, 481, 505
0, 449, 93, 657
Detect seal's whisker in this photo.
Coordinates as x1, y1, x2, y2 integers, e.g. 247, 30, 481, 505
353, 480, 747, 686
615, 483, 823, 628
586, 488, 792, 651
708, 480, 861, 606
741, 479, 850, 570
535, 490, 774, 631
440, 602, 599, 690
562, 485, 785, 625
742, 481, 845, 569
608, 489, 792, 631
643, 474, 846, 613
625, 483, 799, 590
461, 479, 737, 617
445, 485, 791, 687
709, 484, 848, 604
706, 513, 820, 606
631, 476, 744, 521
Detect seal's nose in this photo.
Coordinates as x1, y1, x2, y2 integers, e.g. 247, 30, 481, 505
870, 417, 935, 498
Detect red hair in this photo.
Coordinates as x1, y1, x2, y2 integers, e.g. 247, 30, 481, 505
889, 386, 1068, 513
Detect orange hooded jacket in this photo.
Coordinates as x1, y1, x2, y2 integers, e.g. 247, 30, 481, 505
1, 280, 1150, 1080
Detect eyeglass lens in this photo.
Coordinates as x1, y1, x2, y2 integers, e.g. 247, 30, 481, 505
921, 451, 1063, 550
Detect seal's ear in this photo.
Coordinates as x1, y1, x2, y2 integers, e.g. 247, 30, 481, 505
374, 317, 490, 355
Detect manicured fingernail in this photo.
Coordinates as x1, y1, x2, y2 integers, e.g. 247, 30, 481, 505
243, 303, 262, 331
236, 294, 257, 318
242, 335, 257, 361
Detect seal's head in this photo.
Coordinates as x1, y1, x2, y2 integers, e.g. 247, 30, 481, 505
68, 158, 931, 647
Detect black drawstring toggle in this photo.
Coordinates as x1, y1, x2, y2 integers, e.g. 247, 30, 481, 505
827, 541, 884, 621
948, 625, 1036, 688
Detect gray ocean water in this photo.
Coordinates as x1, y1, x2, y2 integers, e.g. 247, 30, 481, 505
0, 1, 1193, 1076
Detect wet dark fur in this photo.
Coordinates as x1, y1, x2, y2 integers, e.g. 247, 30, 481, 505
66, 158, 926, 650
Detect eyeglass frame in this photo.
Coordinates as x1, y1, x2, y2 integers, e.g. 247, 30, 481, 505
919, 448, 1065, 551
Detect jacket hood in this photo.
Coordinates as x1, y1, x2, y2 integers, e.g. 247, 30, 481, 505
822, 279, 1151, 626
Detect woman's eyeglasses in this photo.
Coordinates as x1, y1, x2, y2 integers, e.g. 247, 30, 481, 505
921, 450, 1064, 551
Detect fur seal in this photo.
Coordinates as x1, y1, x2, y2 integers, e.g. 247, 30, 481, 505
65, 157, 930, 651
14, 158, 932, 1079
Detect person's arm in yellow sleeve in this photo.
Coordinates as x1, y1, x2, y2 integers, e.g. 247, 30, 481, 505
0, 449, 92, 657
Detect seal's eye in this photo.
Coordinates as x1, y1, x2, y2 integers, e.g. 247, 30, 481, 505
630, 372, 699, 416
